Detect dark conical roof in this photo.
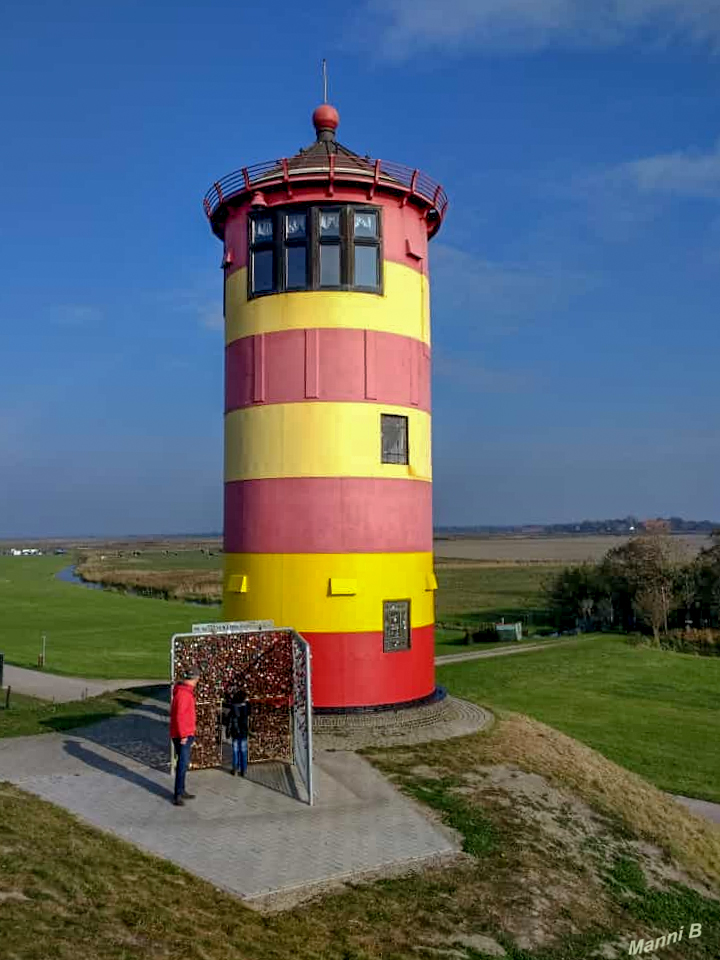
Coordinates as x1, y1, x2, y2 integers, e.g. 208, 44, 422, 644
263, 105, 376, 179
203, 102, 448, 239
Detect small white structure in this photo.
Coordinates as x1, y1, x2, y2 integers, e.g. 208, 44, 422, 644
495, 621, 523, 641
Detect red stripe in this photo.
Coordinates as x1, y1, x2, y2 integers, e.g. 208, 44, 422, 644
224, 478, 432, 554
223, 187, 429, 279
225, 328, 430, 413
302, 624, 435, 708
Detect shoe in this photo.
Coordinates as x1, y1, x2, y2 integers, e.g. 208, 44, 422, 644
232, 769, 238, 777
173, 797, 185, 806
182, 792, 195, 800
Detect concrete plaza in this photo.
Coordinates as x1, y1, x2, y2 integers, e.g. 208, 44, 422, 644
0, 689, 467, 905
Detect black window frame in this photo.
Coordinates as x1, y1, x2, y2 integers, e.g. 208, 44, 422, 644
283, 210, 310, 292
248, 213, 276, 296
381, 413, 409, 465
383, 599, 412, 652
248, 203, 383, 299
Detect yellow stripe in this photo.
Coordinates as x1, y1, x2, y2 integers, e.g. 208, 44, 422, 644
223, 552, 435, 632
225, 402, 431, 482
225, 261, 431, 346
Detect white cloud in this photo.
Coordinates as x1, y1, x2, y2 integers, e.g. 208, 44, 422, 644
430, 243, 596, 333
560, 138, 720, 241
621, 140, 720, 199
156, 275, 223, 331
197, 304, 224, 331
365, 0, 720, 58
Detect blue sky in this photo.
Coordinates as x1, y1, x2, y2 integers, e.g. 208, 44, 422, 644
2, 0, 720, 536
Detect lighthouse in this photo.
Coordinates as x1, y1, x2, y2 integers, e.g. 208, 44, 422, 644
203, 103, 448, 710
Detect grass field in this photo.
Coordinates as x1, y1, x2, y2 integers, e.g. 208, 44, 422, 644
83, 549, 222, 571
0, 554, 556, 675
435, 558, 556, 624
0, 556, 193, 677
434, 533, 710, 563
438, 634, 720, 803
0, 688, 152, 738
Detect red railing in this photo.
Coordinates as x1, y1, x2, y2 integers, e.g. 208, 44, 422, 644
203, 157, 449, 224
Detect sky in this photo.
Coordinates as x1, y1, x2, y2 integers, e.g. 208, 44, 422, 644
2, 0, 720, 536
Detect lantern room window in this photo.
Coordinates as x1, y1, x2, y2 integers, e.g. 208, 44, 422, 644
249, 204, 382, 298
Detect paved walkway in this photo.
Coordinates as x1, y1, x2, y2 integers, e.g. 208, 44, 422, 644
4, 639, 580, 702
435, 637, 587, 665
6, 651, 719, 832
673, 795, 720, 825
3, 664, 165, 703
0, 690, 460, 904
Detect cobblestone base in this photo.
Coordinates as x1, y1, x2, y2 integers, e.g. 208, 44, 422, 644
313, 696, 493, 750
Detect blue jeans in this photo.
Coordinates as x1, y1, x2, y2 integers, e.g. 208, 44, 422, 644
172, 735, 194, 798
232, 737, 248, 774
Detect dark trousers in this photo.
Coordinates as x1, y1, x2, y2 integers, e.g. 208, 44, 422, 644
232, 737, 248, 774
172, 735, 194, 798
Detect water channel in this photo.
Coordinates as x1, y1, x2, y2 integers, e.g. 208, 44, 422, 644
55, 565, 221, 607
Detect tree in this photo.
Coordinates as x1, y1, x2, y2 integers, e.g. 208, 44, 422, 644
633, 586, 678, 643
692, 541, 720, 628
544, 563, 604, 631
601, 534, 678, 635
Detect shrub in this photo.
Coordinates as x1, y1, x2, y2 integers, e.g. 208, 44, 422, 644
471, 623, 499, 643
626, 628, 720, 657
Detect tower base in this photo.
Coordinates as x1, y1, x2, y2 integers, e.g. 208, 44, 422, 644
312, 685, 445, 716
312, 690, 493, 750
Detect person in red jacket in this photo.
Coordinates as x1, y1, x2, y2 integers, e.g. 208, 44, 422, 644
170, 668, 200, 806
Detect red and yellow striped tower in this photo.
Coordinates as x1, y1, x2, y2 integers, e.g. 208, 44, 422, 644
203, 104, 448, 710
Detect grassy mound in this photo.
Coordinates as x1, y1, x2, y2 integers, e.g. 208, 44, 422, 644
1, 713, 718, 960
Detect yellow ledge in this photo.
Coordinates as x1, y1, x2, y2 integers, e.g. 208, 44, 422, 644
223, 552, 435, 633
329, 578, 357, 596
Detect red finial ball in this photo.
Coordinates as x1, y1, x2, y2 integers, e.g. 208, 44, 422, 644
313, 103, 339, 133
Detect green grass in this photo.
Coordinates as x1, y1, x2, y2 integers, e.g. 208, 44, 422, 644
435, 561, 557, 625
0, 556, 194, 677
606, 855, 720, 956
86, 549, 222, 571
0, 555, 557, 676
0, 688, 153, 738
434, 562, 556, 654
438, 634, 720, 802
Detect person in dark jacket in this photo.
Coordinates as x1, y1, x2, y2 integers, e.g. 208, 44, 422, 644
223, 688, 251, 777
170, 668, 200, 805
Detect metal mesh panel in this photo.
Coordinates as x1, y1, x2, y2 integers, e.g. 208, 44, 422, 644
191, 701, 223, 770
249, 698, 291, 762
171, 629, 313, 803
291, 632, 314, 804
